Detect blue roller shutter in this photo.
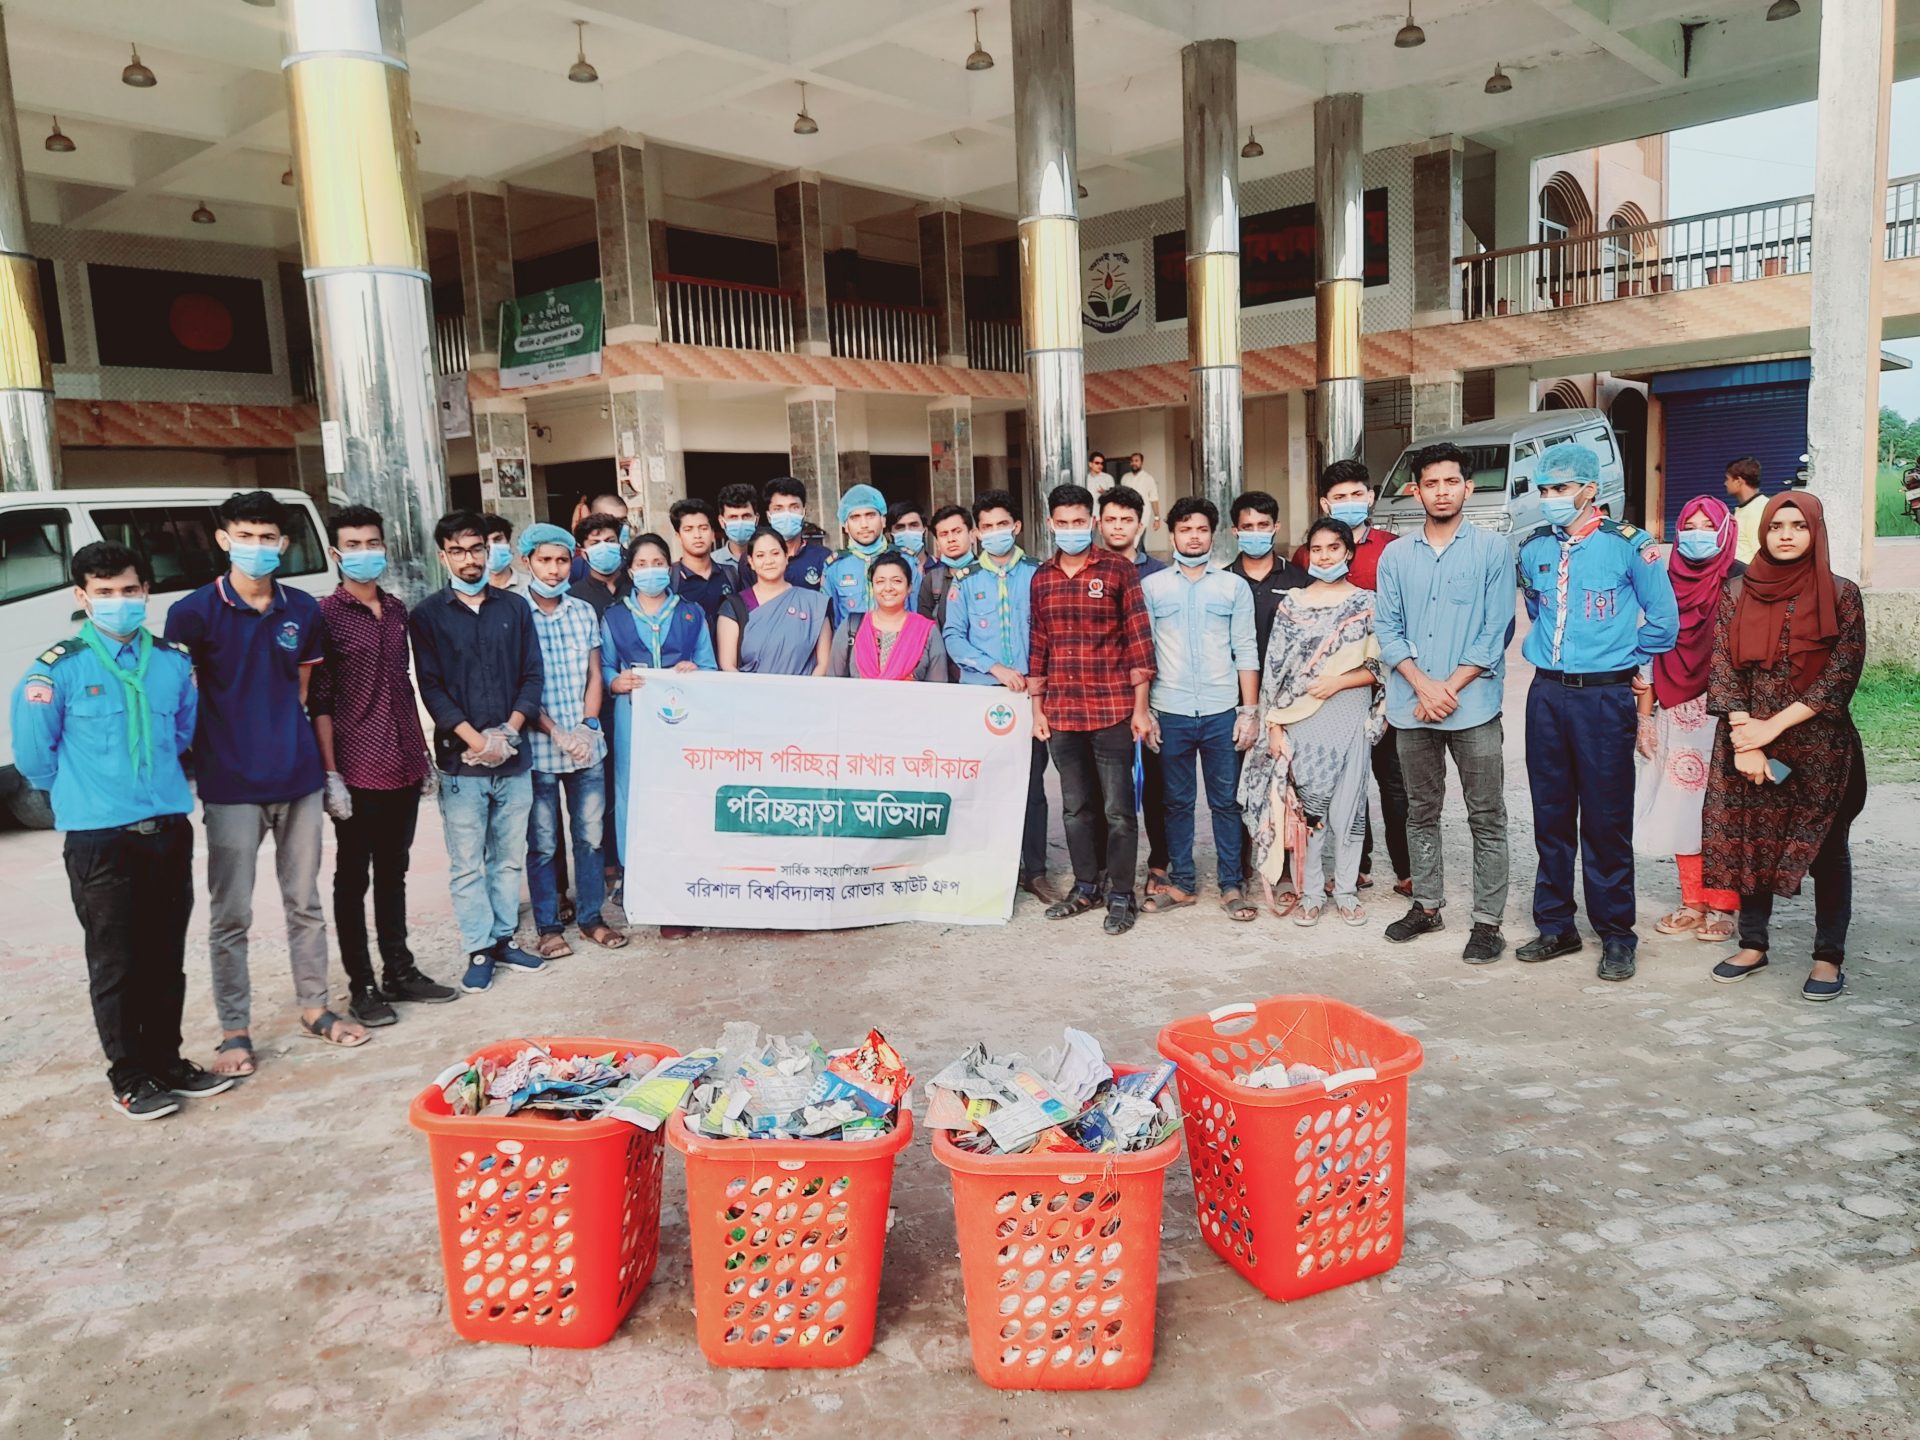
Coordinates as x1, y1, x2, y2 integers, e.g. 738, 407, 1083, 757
1653, 362, 1809, 532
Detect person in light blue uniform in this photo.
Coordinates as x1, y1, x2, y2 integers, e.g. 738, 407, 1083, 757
824, 483, 919, 627
1516, 441, 1679, 982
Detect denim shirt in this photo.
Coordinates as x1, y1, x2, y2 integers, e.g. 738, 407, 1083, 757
1140, 565, 1258, 716
1373, 523, 1516, 732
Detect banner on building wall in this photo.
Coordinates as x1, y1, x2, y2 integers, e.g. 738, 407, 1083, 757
1152, 189, 1391, 323
1080, 242, 1147, 337
623, 672, 1031, 929
437, 374, 472, 439
498, 281, 604, 389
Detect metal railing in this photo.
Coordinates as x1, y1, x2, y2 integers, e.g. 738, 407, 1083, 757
1888, 174, 1920, 260
966, 318, 1024, 373
657, 273, 797, 351
435, 312, 469, 376
829, 298, 939, 364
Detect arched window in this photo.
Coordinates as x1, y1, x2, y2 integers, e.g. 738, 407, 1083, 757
1537, 173, 1596, 304
1542, 379, 1587, 411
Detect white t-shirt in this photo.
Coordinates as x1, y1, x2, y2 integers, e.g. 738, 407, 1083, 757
1088, 471, 1114, 497
1125, 469, 1161, 514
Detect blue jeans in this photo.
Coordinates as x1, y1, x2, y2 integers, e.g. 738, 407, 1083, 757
529, 768, 607, 934
439, 771, 533, 955
1158, 708, 1243, 893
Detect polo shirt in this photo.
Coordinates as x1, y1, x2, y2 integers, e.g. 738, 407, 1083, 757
164, 577, 326, 806
1292, 526, 1397, 591
785, 540, 834, 591
672, 557, 739, 634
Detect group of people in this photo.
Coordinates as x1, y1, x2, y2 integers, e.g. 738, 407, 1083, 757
12, 438, 1867, 1122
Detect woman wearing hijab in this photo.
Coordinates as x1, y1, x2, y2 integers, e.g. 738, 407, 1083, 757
827, 552, 951, 682
1701, 493, 1866, 1001
1633, 497, 1744, 943
715, 525, 831, 676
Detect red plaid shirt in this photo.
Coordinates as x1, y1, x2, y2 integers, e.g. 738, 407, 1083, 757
1028, 548, 1156, 731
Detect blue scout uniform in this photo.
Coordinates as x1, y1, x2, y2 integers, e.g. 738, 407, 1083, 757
824, 547, 922, 628
1518, 505, 1679, 949
784, 539, 833, 592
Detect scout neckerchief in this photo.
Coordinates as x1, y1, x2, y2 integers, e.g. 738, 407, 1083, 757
1550, 509, 1606, 667
623, 592, 680, 667
976, 546, 1027, 666
79, 619, 155, 774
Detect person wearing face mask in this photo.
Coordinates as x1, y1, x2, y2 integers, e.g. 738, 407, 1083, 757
1632, 497, 1745, 948
482, 513, 527, 595
1097, 485, 1169, 895
1225, 491, 1311, 671
13, 543, 221, 1121
824, 484, 905, 628
717, 483, 762, 570
1516, 442, 1679, 982
764, 476, 833, 590
1137, 499, 1261, 922
310, 506, 452, 1029
567, 494, 632, 587
887, 501, 929, 563
166, 491, 362, 1071
915, 502, 976, 638
570, 514, 627, 620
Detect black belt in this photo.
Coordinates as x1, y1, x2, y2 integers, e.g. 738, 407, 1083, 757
1535, 668, 1636, 688
74, 816, 182, 837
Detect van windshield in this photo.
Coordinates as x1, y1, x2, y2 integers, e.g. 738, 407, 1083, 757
1383, 443, 1511, 501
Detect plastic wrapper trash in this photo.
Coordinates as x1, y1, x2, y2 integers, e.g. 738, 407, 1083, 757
678, 1023, 912, 1142
433, 1042, 666, 1122
926, 1029, 1180, 1157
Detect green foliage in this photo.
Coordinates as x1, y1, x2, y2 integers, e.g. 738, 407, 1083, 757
1854, 661, 1920, 780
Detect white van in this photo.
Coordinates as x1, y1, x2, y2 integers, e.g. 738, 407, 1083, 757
1374, 409, 1629, 558
0, 486, 334, 827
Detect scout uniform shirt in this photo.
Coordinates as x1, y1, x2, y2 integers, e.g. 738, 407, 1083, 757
823, 547, 922, 628
1517, 513, 1679, 674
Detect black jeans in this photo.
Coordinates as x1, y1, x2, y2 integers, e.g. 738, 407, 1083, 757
1359, 722, 1411, 883
65, 816, 194, 1091
1739, 822, 1852, 963
1050, 721, 1138, 901
1140, 741, 1168, 873
1020, 738, 1051, 880
331, 784, 422, 992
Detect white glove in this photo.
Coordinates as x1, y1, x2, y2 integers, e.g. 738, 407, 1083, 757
1144, 713, 1163, 754
420, 762, 439, 798
323, 771, 353, 820
571, 724, 606, 766
1233, 706, 1260, 753
464, 727, 518, 767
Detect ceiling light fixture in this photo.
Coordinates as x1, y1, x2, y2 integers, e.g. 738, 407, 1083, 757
281, 162, 294, 186
1394, 3, 1425, 48
122, 43, 157, 87
1240, 127, 1263, 159
44, 118, 75, 154
794, 82, 819, 135
1076, 180, 1088, 199
192, 201, 216, 224
568, 21, 598, 83
1484, 62, 1512, 94
1764, 0, 1800, 18
965, 8, 994, 71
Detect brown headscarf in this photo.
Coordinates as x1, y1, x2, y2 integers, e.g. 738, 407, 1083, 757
1729, 491, 1840, 692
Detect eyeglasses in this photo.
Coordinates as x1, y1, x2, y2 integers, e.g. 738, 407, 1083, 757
443, 543, 489, 560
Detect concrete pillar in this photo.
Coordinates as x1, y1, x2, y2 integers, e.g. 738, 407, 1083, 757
930, 397, 975, 509
786, 387, 841, 541
775, 174, 831, 355
451, 186, 512, 359
1182, 39, 1243, 544
918, 202, 969, 366
472, 400, 533, 534
609, 376, 680, 532
283, 0, 446, 598
1012, 0, 1086, 541
1314, 93, 1364, 472
0, 11, 56, 491
1284, 389, 1311, 540
1411, 136, 1464, 326
1806, 0, 1895, 583
594, 138, 660, 342
1411, 371, 1464, 437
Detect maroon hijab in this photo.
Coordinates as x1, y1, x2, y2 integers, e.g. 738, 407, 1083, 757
1652, 496, 1737, 708
1731, 492, 1841, 693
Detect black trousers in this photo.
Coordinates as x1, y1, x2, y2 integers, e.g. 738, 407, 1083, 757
331, 784, 421, 993
1359, 722, 1411, 883
1140, 741, 1168, 873
1051, 721, 1138, 900
65, 816, 194, 1091
1739, 822, 1853, 964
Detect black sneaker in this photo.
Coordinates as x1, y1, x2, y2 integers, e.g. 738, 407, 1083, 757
387, 969, 459, 1004
112, 1076, 181, 1122
1597, 940, 1637, 982
1102, 898, 1137, 936
349, 988, 399, 1027
1516, 932, 1583, 964
1384, 904, 1444, 944
1461, 923, 1505, 965
157, 1060, 238, 1099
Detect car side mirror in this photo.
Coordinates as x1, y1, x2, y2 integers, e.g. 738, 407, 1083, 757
1510, 476, 1530, 496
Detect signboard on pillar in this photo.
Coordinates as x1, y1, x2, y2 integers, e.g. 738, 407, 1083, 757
1080, 242, 1147, 337
498, 281, 605, 389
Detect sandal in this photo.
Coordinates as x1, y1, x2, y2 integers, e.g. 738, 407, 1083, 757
1337, 900, 1367, 927
533, 933, 574, 960
580, 922, 628, 949
1144, 869, 1171, 898
1141, 886, 1197, 913
1292, 902, 1324, 928
557, 897, 576, 925
1695, 912, 1736, 943
300, 1009, 370, 1048
1045, 888, 1102, 921
1220, 888, 1257, 922
1267, 887, 1300, 920
212, 1035, 255, 1077
1656, 906, 1704, 935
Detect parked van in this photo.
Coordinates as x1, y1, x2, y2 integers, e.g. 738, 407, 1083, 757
0, 487, 333, 827
1374, 409, 1629, 557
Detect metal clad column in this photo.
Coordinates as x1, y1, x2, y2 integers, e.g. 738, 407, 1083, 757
0, 9, 59, 491
1182, 40, 1241, 543
1012, 0, 1084, 538
283, 0, 446, 599
1314, 93, 1365, 471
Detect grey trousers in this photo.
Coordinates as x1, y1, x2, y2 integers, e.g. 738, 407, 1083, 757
1397, 717, 1510, 927
204, 790, 331, 1031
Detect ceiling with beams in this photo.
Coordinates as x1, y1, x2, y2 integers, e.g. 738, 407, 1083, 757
6, 0, 1910, 258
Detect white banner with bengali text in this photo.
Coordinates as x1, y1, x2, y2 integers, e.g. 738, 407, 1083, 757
623, 672, 1032, 929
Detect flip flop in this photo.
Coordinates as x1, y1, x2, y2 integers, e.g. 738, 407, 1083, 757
533, 933, 574, 960
1144, 869, 1171, 898
1220, 888, 1257, 922
213, 1035, 255, 1077
300, 1009, 370, 1048
1141, 886, 1197, 913
580, 922, 628, 949
1267, 887, 1300, 919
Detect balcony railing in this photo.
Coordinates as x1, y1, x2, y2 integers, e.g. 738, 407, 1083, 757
1888, 174, 1920, 260
658, 273, 796, 351
829, 298, 939, 364
435, 312, 469, 376
966, 318, 1023, 373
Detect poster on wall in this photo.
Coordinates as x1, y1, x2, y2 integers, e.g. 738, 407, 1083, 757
437, 373, 472, 439
493, 449, 529, 499
1152, 188, 1391, 322
498, 280, 604, 389
1080, 242, 1147, 337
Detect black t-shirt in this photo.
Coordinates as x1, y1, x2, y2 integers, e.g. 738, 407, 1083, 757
1227, 554, 1311, 668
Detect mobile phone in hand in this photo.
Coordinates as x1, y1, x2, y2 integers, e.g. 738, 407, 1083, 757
1766, 757, 1792, 784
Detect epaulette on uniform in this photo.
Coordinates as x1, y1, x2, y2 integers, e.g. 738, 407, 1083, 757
36, 637, 85, 666
1597, 516, 1643, 543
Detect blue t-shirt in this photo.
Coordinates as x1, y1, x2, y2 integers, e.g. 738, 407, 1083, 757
164, 577, 327, 805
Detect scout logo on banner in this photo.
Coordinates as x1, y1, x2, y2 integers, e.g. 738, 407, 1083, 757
1081, 243, 1146, 336
624, 673, 1032, 929
498, 280, 604, 389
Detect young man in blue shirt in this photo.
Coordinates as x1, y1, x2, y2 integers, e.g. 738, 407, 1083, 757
1374, 443, 1517, 964
13, 542, 232, 1120
765, 476, 833, 590
1516, 441, 1679, 981
823, 483, 903, 627
166, 491, 365, 1074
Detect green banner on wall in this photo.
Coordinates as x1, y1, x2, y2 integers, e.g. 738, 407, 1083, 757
498, 281, 603, 389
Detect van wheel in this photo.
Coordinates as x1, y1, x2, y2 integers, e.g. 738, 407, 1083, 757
8, 786, 54, 830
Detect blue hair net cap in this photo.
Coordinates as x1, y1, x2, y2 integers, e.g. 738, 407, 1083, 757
1538, 441, 1599, 486
517, 522, 577, 557
838, 483, 886, 525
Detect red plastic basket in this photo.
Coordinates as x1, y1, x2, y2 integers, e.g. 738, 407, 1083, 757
931, 1065, 1183, 1390
668, 1109, 914, 1368
408, 1036, 677, 1347
1157, 997, 1424, 1302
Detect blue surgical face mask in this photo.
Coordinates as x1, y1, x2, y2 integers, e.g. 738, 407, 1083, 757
336, 549, 387, 584
619, 524, 632, 547
1676, 530, 1722, 562
1329, 500, 1371, 529
770, 512, 805, 540
449, 571, 488, 596
226, 540, 282, 579
724, 519, 757, 545
848, 532, 885, 558
88, 595, 148, 637
631, 567, 671, 597
944, 549, 976, 569
530, 576, 571, 599
1308, 561, 1350, 583
1175, 549, 1211, 569
488, 542, 514, 573
980, 529, 1017, 557
893, 530, 925, 555
1053, 526, 1093, 555
1235, 529, 1275, 558
585, 541, 623, 575
1540, 495, 1581, 528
